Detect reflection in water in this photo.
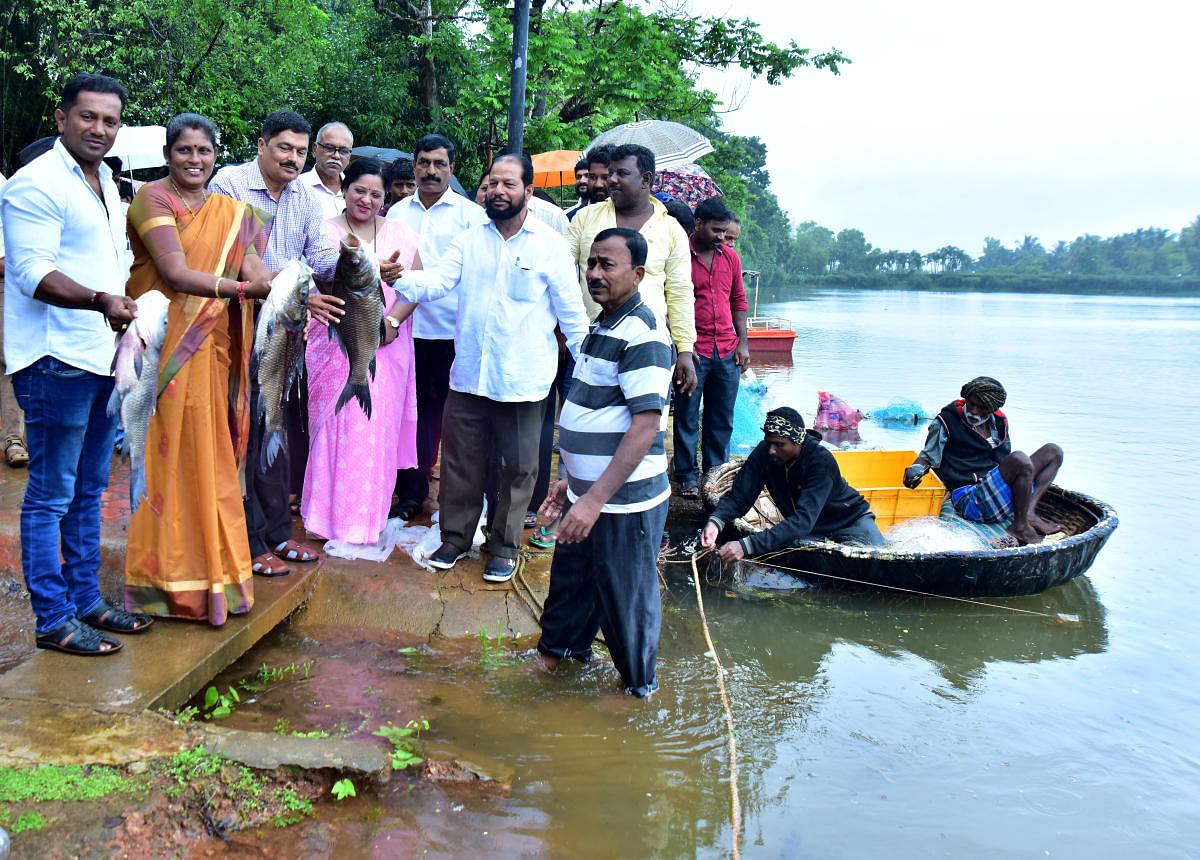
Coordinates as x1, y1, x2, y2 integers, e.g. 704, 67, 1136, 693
194, 289, 1200, 856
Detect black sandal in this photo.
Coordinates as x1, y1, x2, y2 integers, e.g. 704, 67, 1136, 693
36, 618, 124, 656
79, 600, 154, 634
389, 498, 422, 521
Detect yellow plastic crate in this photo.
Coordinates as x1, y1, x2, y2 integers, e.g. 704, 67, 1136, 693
831, 449, 946, 533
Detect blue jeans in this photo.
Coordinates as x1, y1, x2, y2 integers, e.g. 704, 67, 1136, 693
672, 347, 740, 484
12, 357, 117, 634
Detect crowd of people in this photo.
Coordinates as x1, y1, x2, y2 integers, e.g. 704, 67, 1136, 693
0, 71, 1062, 698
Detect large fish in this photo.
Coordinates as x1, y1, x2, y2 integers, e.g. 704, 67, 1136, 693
108, 289, 171, 515
328, 233, 384, 418
251, 259, 313, 469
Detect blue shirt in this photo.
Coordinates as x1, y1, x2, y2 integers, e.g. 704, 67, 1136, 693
1, 140, 128, 376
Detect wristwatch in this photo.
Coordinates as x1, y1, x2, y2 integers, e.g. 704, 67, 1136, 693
381, 314, 401, 341
384, 314, 401, 331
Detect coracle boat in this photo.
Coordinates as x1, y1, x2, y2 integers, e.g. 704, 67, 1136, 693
698, 450, 1118, 599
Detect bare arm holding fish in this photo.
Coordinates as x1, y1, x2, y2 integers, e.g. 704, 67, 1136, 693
30, 271, 137, 331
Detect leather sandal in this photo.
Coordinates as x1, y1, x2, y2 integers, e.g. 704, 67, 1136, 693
79, 599, 153, 634
273, 540, 318, 562
252, 552, 291, 577
35, 618, 123, 656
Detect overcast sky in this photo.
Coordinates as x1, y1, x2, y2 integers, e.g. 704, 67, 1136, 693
691, 0, 1200, 256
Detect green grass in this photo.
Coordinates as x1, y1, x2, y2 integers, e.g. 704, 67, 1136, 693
0, 763, 140, 803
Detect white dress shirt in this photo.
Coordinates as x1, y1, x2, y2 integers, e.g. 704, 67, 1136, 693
299, 168, 344, 221
1, 140, 128, 376
396, 212, 589, 402
528, 194, 570, 236
0, 171, 6, 261
386, 187, 488, 340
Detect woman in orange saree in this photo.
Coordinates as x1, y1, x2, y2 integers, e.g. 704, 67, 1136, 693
123, 113, 273, 625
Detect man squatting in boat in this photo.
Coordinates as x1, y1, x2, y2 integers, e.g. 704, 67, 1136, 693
700, 406, 885, 562
902, 376, 1063, 546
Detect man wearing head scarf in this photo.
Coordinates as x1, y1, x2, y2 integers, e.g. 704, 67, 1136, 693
700, 406, 884, 562
904, 376, 1063, 545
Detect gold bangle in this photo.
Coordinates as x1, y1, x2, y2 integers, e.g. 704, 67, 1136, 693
214, 277, 222, 298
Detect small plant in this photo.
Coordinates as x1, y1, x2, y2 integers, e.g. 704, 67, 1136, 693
11, 811, 48, 833
273, 717, 329, 738
158, 704, 199, 724
241, 661, 314, 693
203, 684, 240, 720
331, 778, 356, 800
477, 621, 519, 669
363, 685, 382, 697
373, 719, 429, 770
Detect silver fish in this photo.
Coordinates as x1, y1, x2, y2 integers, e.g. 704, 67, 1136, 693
108, 289, 171, 515
328, 233, 384, 418
250, 259, 313, 469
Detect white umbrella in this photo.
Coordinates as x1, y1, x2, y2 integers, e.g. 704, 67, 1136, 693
583, 120, 713, 171
111, 125, 167, 171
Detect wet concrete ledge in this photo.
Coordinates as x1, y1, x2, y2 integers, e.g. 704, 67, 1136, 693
0, 565, 317, 714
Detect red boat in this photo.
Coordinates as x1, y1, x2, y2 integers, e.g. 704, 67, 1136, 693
743, 270, 797, 352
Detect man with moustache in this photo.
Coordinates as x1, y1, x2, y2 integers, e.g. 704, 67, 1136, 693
395, 153, 589, 582
211, 110, 372, 576
564, 158, 590, 221
535, 228, 675, 698
299, 121, 353, 220
903, 376, 1063, 546
567, 143, 697, 395
584, 145, 612, 206
672, 196, 748, 499
701, 407, 885, 563
1, 72, 146, 655
386, 134, 488, 521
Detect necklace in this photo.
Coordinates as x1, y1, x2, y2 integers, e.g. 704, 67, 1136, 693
344, 215, 378, 251
168, 177, 207, 214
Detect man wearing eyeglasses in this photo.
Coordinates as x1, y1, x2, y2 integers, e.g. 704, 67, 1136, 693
300, 122, 353, 221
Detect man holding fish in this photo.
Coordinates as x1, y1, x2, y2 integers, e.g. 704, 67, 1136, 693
211, 110, 393, 577
0, 73, 145, 655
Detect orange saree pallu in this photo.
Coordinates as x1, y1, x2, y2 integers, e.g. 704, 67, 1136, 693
123, 186, 266, 624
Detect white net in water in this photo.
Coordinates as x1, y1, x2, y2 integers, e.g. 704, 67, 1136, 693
883, 516, 990, 553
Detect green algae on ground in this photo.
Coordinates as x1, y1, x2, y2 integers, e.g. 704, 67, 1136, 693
159, 746, 314, 827
0, 762, 142, 803
10, 810, 49, 832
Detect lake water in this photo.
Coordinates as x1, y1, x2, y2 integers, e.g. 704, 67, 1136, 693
208, 288, 1199, 857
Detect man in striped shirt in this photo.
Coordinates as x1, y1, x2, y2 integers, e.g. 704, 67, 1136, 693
536, 227, 674, 698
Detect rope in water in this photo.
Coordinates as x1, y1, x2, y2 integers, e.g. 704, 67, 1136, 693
691, 550, 741, 860
663, 548, 1067, 621
742, 549, 1068, 619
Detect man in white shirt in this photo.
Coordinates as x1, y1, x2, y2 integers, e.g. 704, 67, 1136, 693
1, 72, 147, 657
0, 169, 28, 468
299, 121, 353, 221
386, 134, 488, 520
396, 153, 590, 582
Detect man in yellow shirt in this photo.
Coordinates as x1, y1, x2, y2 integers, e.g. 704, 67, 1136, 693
566, 144, 697, 394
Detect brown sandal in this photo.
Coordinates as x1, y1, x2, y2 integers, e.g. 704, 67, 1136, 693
273, 539, 318, 563
252, 552, 291, 577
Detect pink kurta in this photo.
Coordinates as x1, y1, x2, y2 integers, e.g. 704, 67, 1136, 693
302, 218, 419, 544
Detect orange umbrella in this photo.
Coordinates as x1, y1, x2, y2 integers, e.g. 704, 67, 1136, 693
531, 150, 583, 188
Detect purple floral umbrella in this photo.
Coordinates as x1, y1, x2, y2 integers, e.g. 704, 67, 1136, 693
652, 163, 722, 209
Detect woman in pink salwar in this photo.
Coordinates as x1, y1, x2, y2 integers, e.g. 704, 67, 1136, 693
302, 158, 421, 544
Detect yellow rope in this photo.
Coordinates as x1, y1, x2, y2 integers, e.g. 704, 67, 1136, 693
691, 551, 741, 860
742, 550, 1066, 619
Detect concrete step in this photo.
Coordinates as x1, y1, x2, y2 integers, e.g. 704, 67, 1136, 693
0, 566, 316, 714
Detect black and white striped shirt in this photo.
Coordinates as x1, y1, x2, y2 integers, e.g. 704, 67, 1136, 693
559, 293, 674, 513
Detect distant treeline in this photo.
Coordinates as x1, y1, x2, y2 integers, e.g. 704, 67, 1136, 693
740, 216, 1200, 296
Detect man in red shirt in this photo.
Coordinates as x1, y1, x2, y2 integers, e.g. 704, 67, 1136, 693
673, 197, 749, 497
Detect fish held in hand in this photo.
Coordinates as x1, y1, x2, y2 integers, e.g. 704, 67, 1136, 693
328, 233, 384, 418
108, 289, 171, 514
251, 259, 313, 470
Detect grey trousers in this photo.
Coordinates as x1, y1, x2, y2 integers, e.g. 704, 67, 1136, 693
0, 284, 26, 446
439, 390, 546, 559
